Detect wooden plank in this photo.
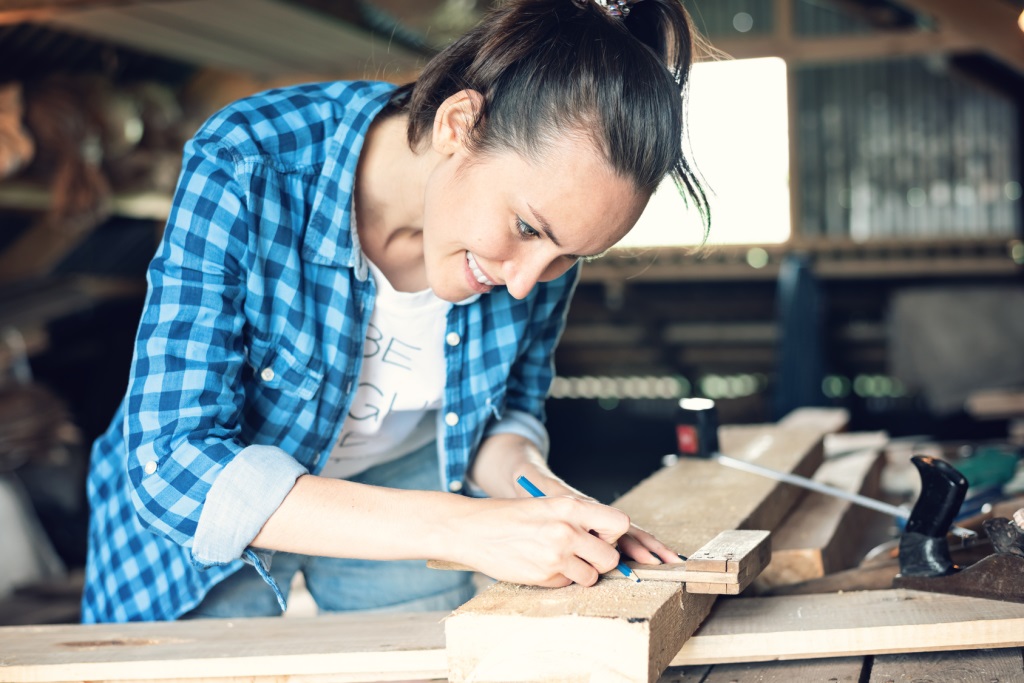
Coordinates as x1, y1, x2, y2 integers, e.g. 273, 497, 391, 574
657, 665, 711, 682
0, 611, 449, 683
966, 388, 1024, 419
672, 590, 1024, 666
446, 580, 704, 683
756, 443, 887, 588
710, 30, 976, 65
701, 657, 866, 682
891, 0, 1024, 76
869, 648, 1024, 682
445, 410, 843, 683
6, 589, 1024, 681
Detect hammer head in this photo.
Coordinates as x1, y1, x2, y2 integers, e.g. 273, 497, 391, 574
676, 398, 720, 459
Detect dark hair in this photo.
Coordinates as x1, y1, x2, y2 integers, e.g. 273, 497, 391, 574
388, 0, 710, 232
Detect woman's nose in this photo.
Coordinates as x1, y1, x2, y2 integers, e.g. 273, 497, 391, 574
503, 254, 552, 300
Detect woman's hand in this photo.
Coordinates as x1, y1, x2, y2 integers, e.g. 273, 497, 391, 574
450, 495, 631, 588
617, 524, 685, 566
463, 433, 684, 583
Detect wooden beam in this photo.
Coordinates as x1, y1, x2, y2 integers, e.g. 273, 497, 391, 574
756, 436, 888, 588
869, 648, 1024, 681
0, 611, 450, 683
695, 656, 867, 682
889, 0, 1024, 75
673, 589, 1024, 666
6, 589, 1024, 681
710, 29, 976, 66
966, 387, 1024, 419
445, 410, 844, 683
0, 0, 162, 25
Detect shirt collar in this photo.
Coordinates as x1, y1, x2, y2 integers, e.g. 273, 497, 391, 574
303, 82, 399, 271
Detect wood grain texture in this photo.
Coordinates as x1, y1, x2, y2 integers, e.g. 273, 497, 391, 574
446, 411, 842, 683
5, 589, 1024, 681
445, 580, 709, 683
869, 647, 1024, 682
673, 589, 1024, 666
701, 657, 866, 682
0, 611, 449, 683
756, 446, 886, 588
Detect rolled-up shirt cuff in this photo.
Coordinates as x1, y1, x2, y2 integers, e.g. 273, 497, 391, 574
192, 444, 308, 565
483, 408, 550, 458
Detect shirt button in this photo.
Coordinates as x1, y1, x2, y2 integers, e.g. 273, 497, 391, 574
260, 367, 275, 382
444, 412, 459, 427
445, 332, 461, 346
448, 480, 463, 492
143, 460, 158, 475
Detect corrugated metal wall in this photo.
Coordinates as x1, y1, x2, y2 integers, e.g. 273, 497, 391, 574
683, 0, 1022, 241
796, 59, 1019, 240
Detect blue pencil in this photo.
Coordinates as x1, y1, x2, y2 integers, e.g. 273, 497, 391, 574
515, 475, 641, 583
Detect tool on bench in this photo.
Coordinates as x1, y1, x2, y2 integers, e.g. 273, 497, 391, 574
427, 469, 773, 594
511, 476, 773, 593
892, 456, 1024, 603
611, 528, 771, 594
426, 528, 771, 594
674, 398, 976, 540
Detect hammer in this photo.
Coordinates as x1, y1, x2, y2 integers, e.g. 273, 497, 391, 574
676, 398, 975, 539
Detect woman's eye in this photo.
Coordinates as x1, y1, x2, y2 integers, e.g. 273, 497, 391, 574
516, 217, 540, 239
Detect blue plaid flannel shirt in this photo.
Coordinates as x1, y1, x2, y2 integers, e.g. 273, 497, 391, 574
81, 81, 580, 623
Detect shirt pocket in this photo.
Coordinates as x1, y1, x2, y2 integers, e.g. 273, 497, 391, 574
247, 335, 324, 401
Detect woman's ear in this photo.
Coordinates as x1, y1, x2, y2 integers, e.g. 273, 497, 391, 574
432, 90, 485, 156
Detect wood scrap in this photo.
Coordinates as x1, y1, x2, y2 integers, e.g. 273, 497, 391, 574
445, 409, 845, 683
672, 589, 1024, 666
762, 540, 994, 597
755, 444, 887, 589
691, 657, 866, 682
0, 611, 450, 683
868, 647, 1024, 681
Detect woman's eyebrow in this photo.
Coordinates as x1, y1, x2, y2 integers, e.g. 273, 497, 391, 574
528, 204, 603, 260
527, 204, 561, 247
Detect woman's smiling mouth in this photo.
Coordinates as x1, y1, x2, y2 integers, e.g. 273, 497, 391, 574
466, 251, 497, 286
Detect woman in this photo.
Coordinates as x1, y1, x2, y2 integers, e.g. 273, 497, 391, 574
82, 0, 710, 623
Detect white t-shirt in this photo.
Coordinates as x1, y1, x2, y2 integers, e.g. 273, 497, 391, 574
320, 260, 452, 479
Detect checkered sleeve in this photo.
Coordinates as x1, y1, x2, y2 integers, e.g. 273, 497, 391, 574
490, 264, 581, 439
123, 132, 293, 558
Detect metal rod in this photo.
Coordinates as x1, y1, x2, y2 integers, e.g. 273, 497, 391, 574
711, 452, 976, 539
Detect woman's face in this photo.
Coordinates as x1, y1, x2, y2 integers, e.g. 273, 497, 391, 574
422, 132, 649, 303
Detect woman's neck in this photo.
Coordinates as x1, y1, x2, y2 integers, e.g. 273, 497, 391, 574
354, 114, 436, 291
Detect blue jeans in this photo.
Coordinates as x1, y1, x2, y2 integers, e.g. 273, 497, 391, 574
183, 441, 476, 618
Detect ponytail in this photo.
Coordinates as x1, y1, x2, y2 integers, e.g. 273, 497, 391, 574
389, 0, 710, 233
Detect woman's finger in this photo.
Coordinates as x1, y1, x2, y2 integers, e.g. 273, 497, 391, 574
560, 555, 601, 587
617, 532, 661, 564
619, 526, 686, 565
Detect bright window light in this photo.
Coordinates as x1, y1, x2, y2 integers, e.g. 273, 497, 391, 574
617, 57, 791, 248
